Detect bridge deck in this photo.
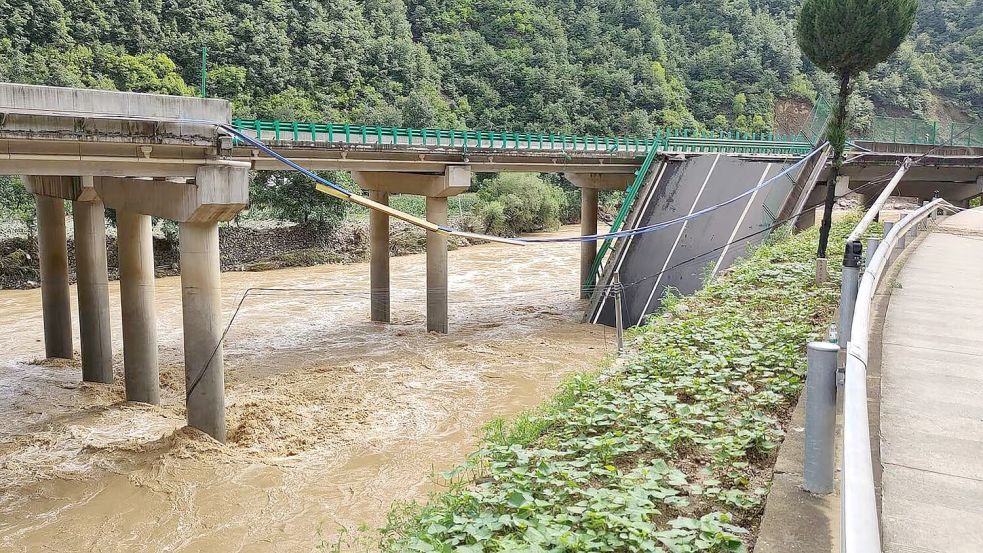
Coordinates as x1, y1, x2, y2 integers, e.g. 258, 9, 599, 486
880, 208, 983, 553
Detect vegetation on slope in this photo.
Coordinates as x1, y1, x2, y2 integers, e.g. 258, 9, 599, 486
0, 0, 978, 133
378, 217, 857, 552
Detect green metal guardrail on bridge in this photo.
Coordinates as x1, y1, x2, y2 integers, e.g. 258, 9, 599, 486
857, 116, 981, 147
803, 95, 981, 148
231, 119, 815, 156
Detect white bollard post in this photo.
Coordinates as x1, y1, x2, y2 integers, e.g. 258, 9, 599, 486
804, 341, 840, 493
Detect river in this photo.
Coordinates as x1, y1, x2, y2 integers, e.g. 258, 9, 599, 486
0, 225, 611, 552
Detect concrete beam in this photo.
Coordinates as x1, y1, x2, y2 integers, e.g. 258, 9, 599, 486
563, 172, 633, 191
73, 199, 113, 383
850, 180, 983, 203
252, 157, 641, 174
94, 164, 249, 222
352, 166, 471, 197
35, 194, 73, 359
180, 221, 226, 442
23, 175, 98, 201
0, 83, 230, 122
117, 211, 160, 404
580, 188, 599, 298
0, 83, 229, 147
426, 197, 449, 334
834, 165, 981, 183
369, 190, 391, 323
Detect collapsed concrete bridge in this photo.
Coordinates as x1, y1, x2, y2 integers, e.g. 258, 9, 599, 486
2, 82, 980, 441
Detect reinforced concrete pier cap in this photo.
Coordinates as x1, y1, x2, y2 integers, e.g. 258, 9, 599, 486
94, 164, 249, 223
352, 166, 471, 197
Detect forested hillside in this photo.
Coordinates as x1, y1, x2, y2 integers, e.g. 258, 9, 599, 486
0, 0, 980, 135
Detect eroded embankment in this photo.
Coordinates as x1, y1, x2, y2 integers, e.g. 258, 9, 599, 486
0, 226, 610, 552
382, 219, 855, 552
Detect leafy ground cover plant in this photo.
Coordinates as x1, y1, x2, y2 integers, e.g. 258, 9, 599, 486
380, 216, 859, 552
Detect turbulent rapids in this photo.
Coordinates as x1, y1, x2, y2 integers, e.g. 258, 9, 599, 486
0, 226, 611, 552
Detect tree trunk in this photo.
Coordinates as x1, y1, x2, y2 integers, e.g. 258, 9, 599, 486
816, 73, 851, 259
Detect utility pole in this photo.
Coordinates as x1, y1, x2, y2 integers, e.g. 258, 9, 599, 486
613, 271, 624, 354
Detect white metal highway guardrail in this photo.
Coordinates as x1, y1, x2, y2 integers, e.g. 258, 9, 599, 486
803, 196, 959, 553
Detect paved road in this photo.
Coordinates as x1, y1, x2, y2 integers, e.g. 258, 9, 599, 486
880, 208, 983, 553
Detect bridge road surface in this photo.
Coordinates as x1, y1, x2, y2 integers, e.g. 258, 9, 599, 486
880, 207, 983, 553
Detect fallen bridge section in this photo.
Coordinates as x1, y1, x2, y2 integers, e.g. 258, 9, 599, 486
586, 153, 808, 327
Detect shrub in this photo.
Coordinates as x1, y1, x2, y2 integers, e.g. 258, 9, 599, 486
474, 173, 567, 236
248, 170, 356, 231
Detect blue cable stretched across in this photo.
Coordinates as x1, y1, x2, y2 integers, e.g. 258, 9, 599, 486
221, 124, 824, 245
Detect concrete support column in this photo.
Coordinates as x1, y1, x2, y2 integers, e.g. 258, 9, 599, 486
73, 200, 113, 382
426, 196, 449, 334
580, 188, 599, 298
369, 190, 391, 323
117, 211, 160, 404
860, 193, 877, 210
795, 206, 817, 232
179, 221, 226, 442
861, 193, 880, 221
35, 195, 73, 359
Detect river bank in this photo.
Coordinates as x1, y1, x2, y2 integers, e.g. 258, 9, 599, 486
380, 218, 857, 552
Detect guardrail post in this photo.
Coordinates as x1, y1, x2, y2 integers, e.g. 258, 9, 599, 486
839, 241, 862, 346
866, 237, 880, 266
805, 341, 840, 493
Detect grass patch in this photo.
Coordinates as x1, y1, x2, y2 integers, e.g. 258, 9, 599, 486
374, 216, 859, 553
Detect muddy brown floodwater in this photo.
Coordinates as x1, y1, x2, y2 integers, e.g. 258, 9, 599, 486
0, 225, 611, 552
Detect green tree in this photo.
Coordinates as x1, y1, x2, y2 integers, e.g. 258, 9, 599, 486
0, 176, 37, 241
797, 0, 917, 258
474, 173, 567, 236
249, 171, 355, 229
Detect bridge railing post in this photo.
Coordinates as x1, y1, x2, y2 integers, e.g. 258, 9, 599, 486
804, 341, 840, 493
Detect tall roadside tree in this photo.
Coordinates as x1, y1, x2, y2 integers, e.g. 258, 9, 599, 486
796, 0, 917, 261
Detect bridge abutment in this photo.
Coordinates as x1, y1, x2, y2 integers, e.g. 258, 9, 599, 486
73, 199, 113, 383
35, 193, 74, 359
117, 210, 160, 404
369, 190, 390, 323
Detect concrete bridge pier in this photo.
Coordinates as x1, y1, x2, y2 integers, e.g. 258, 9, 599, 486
72, 198, 113, 383
35, 193, 74, 359
368, 191, 390, 323
426, 196, 449, 333
180, 221, 225, 441
26, 175, 116, 375
95, 164, 249, 441
116, 210, 160, 403
352, 167, 471, 334
579, 188, 598, 298
563, 173, 632, 298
